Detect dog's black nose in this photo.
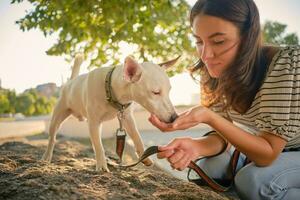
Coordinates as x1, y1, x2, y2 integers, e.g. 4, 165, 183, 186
169, 113, 178, 123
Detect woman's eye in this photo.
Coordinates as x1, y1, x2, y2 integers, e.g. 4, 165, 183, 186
214, 40, 225, 45
152, 91, 160, 95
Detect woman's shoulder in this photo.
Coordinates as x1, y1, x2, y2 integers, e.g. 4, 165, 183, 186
257, 45, 300, 97
276, 45, 300, 61
264, 45, 300, 76
263, 44, 300, 55
252, 46, 300, 142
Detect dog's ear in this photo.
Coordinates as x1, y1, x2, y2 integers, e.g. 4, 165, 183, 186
123, 56, 142, 83
158, 55, 181, 69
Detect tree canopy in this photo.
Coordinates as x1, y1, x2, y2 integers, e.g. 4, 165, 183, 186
11, 1, 299, 75
262, 20, 299, 45
12, 0, 194, 74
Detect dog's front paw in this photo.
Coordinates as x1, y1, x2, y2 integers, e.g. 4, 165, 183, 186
41, 153, 52, 163
96, 164, 110, 173
142, 157, 153, 166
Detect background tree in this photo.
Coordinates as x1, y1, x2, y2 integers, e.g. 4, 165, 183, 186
0, 91, 10, 114
6, 90, 17, 114
15, 92, 36, 116
12, 0, 194, 74
0, 87, 57, 116
262, 20, 299, 45
34, 96, 56, 115
8, 89, 56, 116
0, 89, 17, 114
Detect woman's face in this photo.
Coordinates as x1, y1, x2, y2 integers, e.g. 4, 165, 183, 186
192, 14, 241, 78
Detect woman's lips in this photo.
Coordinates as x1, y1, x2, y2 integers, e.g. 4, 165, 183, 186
206, 63, 221, 68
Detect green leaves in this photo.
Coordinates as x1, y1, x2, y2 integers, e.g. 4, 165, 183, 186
262, 20, 299, 46
0, 92, 10, 114
0, 88, 57, 116
12, 0, 195, 73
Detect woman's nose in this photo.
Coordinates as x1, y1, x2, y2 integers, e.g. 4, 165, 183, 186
200, 45, 214, 62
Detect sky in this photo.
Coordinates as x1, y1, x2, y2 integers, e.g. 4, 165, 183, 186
0, 0, 300, 105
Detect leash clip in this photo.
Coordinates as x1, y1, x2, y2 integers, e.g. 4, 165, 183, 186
116, 128, 126, 137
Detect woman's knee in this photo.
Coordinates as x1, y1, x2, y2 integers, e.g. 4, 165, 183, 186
234, 161, 300, 200
234, 163, 262, 200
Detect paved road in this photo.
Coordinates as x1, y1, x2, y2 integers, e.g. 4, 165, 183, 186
0, 118, 48, 139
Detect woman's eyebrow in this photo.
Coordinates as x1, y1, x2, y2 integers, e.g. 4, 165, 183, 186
192, 32, 226, 39
208, 32, 226, 39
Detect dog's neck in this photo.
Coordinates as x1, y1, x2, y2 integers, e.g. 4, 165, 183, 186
110, 65, 133, 105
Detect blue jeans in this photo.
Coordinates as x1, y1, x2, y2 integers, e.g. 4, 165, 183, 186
188, 147, 300, 200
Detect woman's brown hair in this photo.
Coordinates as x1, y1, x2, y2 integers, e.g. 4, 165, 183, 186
190, 0, 268, 114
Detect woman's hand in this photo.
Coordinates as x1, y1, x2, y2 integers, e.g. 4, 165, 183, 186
148, 114, 177, 132
157, 137, 202, 171
172, 106, 211, 129
148, 106, 211, 132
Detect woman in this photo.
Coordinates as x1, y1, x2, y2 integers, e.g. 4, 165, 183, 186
149, 0, 300, 199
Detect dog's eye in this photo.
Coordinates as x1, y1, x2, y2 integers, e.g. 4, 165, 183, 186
152, 91, 161, 95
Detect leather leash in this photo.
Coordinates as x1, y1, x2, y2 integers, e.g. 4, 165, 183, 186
120, 145, 246, 192
119, 146, 160, 168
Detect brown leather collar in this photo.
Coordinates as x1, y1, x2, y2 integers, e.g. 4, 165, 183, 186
105, 67, 131, 111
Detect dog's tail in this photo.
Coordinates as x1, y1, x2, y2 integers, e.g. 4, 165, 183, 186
70, 53, 84, 80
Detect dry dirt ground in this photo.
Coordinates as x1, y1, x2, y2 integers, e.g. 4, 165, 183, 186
0, 133, 238, 200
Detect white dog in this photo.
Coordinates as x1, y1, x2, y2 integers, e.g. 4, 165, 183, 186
42, 54, 179, 172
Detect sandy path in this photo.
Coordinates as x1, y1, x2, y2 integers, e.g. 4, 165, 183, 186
0, 133, 237, 200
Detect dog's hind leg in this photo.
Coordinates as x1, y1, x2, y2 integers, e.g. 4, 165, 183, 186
42, 101, 71, 162
88, 121, 109, 172
122, 111, 153, 166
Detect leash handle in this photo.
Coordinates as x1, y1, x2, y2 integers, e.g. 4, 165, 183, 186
187, 160, 232, 192
187, 150, 240, 192
121, 145, 242, 192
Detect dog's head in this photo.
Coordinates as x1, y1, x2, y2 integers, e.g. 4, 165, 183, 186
123, 56, 180, 123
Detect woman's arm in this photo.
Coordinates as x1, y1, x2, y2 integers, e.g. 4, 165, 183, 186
196, 133, 230, 157
150, 105, 287, 167
207, 110, 287, 166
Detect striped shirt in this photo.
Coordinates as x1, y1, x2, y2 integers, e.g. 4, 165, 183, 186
211, 45, 300, 149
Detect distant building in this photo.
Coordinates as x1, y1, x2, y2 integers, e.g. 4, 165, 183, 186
36, 83, 60, 98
